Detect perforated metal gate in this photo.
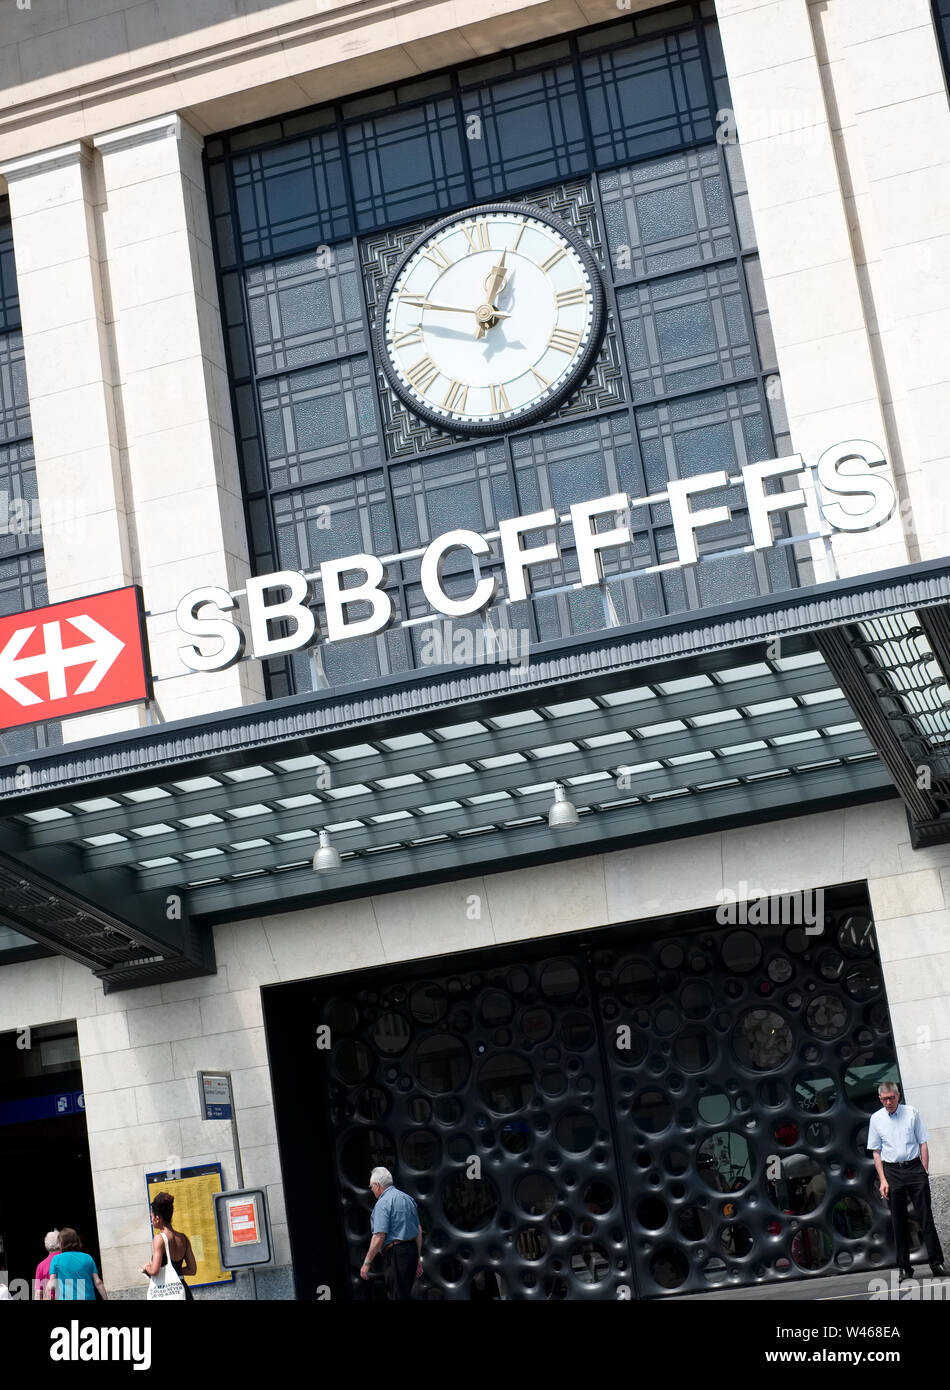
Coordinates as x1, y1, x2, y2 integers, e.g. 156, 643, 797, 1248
306, 890, 900, 1298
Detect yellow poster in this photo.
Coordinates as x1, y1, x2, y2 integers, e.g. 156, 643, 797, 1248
145, 1164, 233, 1288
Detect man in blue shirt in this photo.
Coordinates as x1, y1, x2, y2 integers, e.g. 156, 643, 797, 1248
359, 1167, 421, 1299
867, 1081, 946, 1282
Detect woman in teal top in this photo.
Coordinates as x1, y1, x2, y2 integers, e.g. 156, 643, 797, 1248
46, 1227, 108, 1300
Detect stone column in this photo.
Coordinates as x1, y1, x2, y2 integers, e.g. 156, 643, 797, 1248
715, 0, 910, 580
92, 113, 264, 723
0, 139, 142, 740
829, 0, 950, 564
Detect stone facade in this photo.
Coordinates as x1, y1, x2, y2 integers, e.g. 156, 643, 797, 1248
1, 0, 950, 1296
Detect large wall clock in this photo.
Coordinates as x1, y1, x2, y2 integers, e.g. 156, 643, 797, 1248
376, 202, 606, 437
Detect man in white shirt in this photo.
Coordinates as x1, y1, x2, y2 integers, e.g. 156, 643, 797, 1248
867, 1080, 946, 1282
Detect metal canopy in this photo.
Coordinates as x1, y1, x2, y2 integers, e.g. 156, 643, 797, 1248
2, 557, 950, 989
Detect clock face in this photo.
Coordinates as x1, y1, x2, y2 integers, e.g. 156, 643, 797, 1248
377, 202, 606, 437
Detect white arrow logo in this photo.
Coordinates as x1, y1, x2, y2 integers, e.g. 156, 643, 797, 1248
0, 615, 126, 707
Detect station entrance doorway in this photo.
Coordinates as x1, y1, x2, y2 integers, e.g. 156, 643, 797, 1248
0, 1022, 100, 1293
266, 883, 902, 1299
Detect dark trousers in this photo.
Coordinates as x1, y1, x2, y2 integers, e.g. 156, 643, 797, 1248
885, 1159, 944, 1269
383, 1241, 417, 1300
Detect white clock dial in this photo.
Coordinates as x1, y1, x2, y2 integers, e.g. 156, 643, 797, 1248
377, 203, 606, 437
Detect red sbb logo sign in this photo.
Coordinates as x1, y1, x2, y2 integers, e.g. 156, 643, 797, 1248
0, 586, 151, 731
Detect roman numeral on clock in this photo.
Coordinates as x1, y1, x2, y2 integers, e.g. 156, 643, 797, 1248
405, 354, 439, 393
540, 247, 566, 272
422, 243, 452, 269
442, 380, 469, 412
555, 287, 586, 307
548, 327, 582, 354
489, 383, 510, 412
392, 326, 424, 349
462, 220, 491, 252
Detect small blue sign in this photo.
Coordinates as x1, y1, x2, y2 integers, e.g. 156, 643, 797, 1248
0, 1089, 84, 1126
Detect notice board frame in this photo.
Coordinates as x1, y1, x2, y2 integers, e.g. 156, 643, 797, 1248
144, 1161, 235, 1289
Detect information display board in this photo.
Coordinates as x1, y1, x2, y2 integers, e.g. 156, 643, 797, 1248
145, 1163, 234, 1288
213, 1188, 273, 1269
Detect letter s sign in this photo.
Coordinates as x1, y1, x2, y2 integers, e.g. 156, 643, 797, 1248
815, 440, 897, 533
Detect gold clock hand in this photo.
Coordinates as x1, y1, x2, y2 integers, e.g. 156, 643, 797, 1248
475, 249, 509, 340
397, 295, 510, 317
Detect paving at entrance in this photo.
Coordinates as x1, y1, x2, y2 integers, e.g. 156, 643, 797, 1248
672, 1270, 950, 1300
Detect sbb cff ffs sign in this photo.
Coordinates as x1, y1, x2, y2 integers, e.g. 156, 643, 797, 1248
0, 586, 150, 731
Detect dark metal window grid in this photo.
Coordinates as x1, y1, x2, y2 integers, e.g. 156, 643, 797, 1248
204, 2, 800, 703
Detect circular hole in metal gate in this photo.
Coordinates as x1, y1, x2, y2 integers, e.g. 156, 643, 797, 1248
540, 1069, 567, 1096
732, 1009, 793, 1070
845, 963, 881, 1002
817, 951, 844, 982
664, 1149, 690, 1176
654, 1004, 679, 1037
441, 1171, 499, 1232
616, 960, 658, 1006
440, 1255, 464, 1283
790, 1226, 832, 1270
435, 1097, 462, 1125
773, 1120, 800, 1147
519, 1006, 553, 1042
372, 1012, 411, 1055
832, 1194, 872, 1239
560, 1012, 595, 1051
697, 1131, 755, 1191
414, 1033, 470, 1094
804, 994, 848, 1039
767, 1155, 826, 1213
613, 1028, 648, 1067
793, 1071, 837, 1113
680, 981, 713, 1019
702, 1257, 728, 1284
323, 998, 359, 1035
333, 1038, 373, 1084
516, 1226, 549, 1261
697, 1092, 730, 1125
659, 942, 684, 969
784, 927, 808, 955
410, 982, 447, 1024
340, 1127, 396, 1187
768, 957, 793, 984
570, 1244, 610, 1283
539, 958, 581, 1003
758, 1080, 787, 1107
446, 1134, 474, 1164
835, 1250, 854, 1269
356, 1085, 389, 1121
636, 1196, 668, 1230
583, 1181, 614, 1215
507, 966, 531, 995
517, 1172, 557, 1216
549, 1207, 573, 1235
804, 1120, 831, 1147
555, 1109, 598, 1152
500, 1119, 532, 1154
480, 990, 514, 1026
720, 1223, 753, 1256
722, 930, 762, 974
401, 1128, 441, 1171
837, 914, 875, 956
408, 1095, 431, 1123
650, 1245, 689, 1289
477, 1052, 534, 1114
672, 1026, 715, 1072
678, 1206, 711, 1241
689, 951, 709, 973
631, 1088, 673, 1134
